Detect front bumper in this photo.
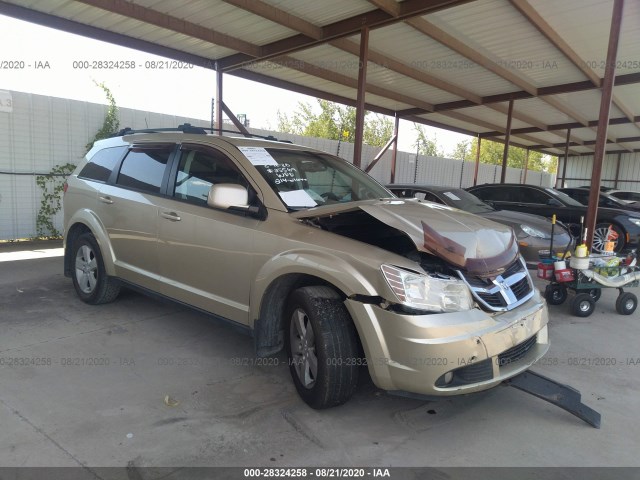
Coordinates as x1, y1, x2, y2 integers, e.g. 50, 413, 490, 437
345, 289, 549, 396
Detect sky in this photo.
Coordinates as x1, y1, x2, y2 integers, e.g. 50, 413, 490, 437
0, 14, 470, 155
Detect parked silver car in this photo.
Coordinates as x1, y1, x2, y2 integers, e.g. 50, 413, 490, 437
389, 185, 573, 266
63, 127, 549, 408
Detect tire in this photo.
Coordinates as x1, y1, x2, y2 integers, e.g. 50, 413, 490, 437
71, 233, 120, 304
570, 293, 595, 317
545, 284, 568, 305
588, 288, 602, 302
615, 292, 637, 315
284, 286, 359, 409
592, 223, 624, 253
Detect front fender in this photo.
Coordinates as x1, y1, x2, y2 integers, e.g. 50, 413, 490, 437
65, 209, 116, 276
249, 248, 385, 328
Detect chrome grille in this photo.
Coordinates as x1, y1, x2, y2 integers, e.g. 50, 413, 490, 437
458, 257, 534, 312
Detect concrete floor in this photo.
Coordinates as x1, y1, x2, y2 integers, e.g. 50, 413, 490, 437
1, 241, 638, 470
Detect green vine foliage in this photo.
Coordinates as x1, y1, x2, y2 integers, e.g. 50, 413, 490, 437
35, 163, 77, 238
35, 81, 119, 239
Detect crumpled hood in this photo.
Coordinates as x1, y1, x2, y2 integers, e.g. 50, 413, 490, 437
293, 199, 519, 274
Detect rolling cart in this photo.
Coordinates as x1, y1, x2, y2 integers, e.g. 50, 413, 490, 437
540, 254, 639, 317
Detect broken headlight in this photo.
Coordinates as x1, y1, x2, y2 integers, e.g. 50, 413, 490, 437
381, 265, 474, 313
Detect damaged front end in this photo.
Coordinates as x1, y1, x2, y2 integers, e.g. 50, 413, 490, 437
293, 198, 534, 314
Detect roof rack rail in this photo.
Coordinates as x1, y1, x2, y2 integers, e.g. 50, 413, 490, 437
110, 123, 292, 143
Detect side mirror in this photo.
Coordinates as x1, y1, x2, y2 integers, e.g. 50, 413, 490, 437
207, 183, 249, 209
547, 198, 562, 207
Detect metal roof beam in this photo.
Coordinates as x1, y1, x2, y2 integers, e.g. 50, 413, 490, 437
218, 0, 482, 104
510, 0, 640, 137
0, 1, 218, 67
217, 0, 474, 71
398, 72, 640, 115
271, 56, 434, 111
228, 68, 398, 117
75, 0, 261, 57
405, 17, 538, 95
329, 38, 482, 104
481, 115, 640, 137
220, 0, 323, 39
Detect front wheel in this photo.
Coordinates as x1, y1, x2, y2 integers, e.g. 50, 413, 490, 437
570, 293, 595, 317
71, 233, 120, 304
285, 286, 359, 409
616, 292, 637, 315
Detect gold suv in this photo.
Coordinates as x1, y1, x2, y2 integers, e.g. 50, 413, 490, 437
63, 126, 549, 408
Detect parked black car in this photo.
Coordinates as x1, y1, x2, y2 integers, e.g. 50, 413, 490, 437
388, 184, 572, 266
467, 183, 640, 253
559, 187, 640, 213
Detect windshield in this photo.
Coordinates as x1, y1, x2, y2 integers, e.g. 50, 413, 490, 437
438, 189, 495, 214
242, 147, 392, 209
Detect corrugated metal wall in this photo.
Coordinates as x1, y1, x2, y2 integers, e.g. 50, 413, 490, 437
559, 153, 640, 189
0, 90, 554, 240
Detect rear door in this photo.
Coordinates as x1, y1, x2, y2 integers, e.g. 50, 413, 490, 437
154, 143, 261, 324
98, 144, 175, 288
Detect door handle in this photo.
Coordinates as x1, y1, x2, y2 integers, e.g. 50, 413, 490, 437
98, 195, 114, 204
160, 211, 181, 222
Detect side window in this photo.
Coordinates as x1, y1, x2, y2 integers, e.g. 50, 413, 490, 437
174, 147, 247, 205
422, 192, 444, 204
116, 147, 172, 193
522, 188, 552, 205
473, 187, 504, 202
571, 191, 589, 205
78, 146, 126, 182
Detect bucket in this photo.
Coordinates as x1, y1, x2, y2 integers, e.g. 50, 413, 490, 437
554, 260, 567, 271
575, 244, 588, 258
554, 269, 575, 282
570, 256, 590, 270
537, 262, 554, 280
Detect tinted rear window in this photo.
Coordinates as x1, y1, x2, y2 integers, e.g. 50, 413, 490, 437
78, 146, 126, 182
116, 147, 173, 193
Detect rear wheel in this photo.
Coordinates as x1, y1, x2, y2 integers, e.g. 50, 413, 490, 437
615, 292, 637, 315
72, 233, 120, 304
545, 284, 568, 305
285, 286, 359, 409
588, 288, 602, 302
570, 293, 595, 317
592, 223, 624, 253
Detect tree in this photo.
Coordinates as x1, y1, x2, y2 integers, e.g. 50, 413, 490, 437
277, 99, 393, 147
413, 124, 444, 157
454, 137, 556, 173
449, 139, 472, 161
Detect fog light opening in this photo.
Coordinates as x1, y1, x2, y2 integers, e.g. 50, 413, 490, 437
443, 372, 454, 385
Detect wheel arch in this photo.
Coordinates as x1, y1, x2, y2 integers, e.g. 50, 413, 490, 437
252, 272, 350, 357
64, 210, 115, 277
250, 250, 382, 357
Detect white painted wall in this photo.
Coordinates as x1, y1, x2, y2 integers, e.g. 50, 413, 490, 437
0, 89, 555, 240
558, 153, 640, 190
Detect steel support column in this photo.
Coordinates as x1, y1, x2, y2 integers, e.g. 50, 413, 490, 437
353, 26, 369, 168
558, 128, 571, 188
500, 99, 514, 183
614, 152, 623, 188
216, 70, 223, 135
585, 0, 624, 250
523, 148, 530, 184
473, 134, 482, 186
390, 113, 400, 184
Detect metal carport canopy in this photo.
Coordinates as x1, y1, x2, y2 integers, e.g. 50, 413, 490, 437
1, 0, 639, 249
1, 0, 639, 159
